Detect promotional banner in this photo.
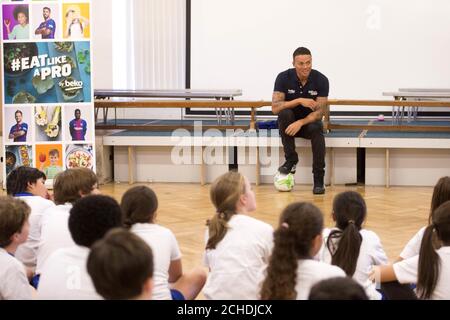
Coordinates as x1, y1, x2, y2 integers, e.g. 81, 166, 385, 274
1, 0, 95, 186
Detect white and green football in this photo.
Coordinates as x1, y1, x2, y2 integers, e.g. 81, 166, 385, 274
274, 172, 295, 192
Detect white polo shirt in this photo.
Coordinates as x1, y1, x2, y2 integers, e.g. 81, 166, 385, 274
393, 246, 450, 300
130, 223, 182, 300
295, 259, 346, 300
36, 204, 76, 275
203, 214, 274, 300
0, 248, 32, 300
37, 246, 101, 300
15, 195, 55, 267
318, 228, 388, 299
400, 226, 426, 260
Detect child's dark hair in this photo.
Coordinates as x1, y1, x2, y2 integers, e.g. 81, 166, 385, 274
6, 166, 46, 196
417, 200, 450, 299
13, 5, 29, 21
206, 171, 246, 250
66, 9, 75, 18
87, 228, 154, 300
308, 277, 368, 300
49, 149, 59, 157
326, 191, 366, 276
121, 186, 158, 228
69, 195, 122, 248
260, 202, 324, 300
0, 197, 30, 248
429, 176, 450, 224
53, 168, 98, 205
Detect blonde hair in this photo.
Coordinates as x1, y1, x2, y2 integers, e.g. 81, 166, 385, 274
206, 171, 246, 250
66, 5, 80, 17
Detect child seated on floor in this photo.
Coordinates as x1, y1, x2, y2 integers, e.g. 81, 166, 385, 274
37, 195, 122, 299
6, 166, 54, 276
87, 228, 154, 300
0, 197, 34, 300
203, 171, 274, 300
121, 186, 206, 300
372, 201, 450, 300
317, 191, 388, 299
34, 168, 100, 287
260, 202, 346, 300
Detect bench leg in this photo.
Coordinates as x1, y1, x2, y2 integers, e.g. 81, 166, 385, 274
128, 146, 135, 185
255, 146, 260, 186
250, 108, 256, 130
385, 148, 390, 188
330, 147, 335, 187
200, 146, 206, 186
323, 104, 330, 133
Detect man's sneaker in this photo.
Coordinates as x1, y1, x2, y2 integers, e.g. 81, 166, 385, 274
313, 176, 325, 195
278, 161, 298, 175
313, 185, 325, 195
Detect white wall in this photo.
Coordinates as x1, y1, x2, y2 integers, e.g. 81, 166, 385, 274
92, 0, 113, 89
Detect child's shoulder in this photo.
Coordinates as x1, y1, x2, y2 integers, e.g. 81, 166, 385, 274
0, 255, 25, 275
154, 223, 175, 235
301, 259, 346, 276
360, 229, 383, 244
241, 214, 273, 231
133, 223, 175, 237
22, 195, 54, 208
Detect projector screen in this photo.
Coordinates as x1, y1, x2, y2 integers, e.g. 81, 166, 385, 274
191, 0, 450, 113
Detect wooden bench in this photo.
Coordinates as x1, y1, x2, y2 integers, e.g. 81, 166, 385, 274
383, 89, 450, 123
94, 99, 271, 130
325, 99, 450, 132
94, 89, 245, 128
95, 98, 450, 132
94, 98, 271, 185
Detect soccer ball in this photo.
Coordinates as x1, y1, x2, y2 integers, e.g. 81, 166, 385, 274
274, 172, 295, 192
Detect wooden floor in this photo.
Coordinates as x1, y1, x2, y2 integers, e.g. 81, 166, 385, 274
100, 182, 431, 271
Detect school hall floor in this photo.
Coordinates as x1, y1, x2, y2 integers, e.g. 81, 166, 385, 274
98, 182, 430, 269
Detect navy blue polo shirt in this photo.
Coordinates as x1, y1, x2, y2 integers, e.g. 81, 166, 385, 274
274, 68, 329, 119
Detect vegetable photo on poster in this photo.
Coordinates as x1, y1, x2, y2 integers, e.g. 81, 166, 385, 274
5, 145, 33, 176
65, 144, 94, 170
3, 41, 91, 104
34, 105, 62, 142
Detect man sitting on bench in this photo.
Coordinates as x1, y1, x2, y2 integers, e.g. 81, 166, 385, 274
272, 47, 329, 194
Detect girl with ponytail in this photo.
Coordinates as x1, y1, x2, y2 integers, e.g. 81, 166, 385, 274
318, 191, 388, 299
121, 186, 206, 300
203, 171, 273, 300
372, 201, 450, 299
261, 202, 345, 300
398, 176, 450, 261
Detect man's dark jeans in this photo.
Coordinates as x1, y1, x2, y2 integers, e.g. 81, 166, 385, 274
277, 109, 325, 180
